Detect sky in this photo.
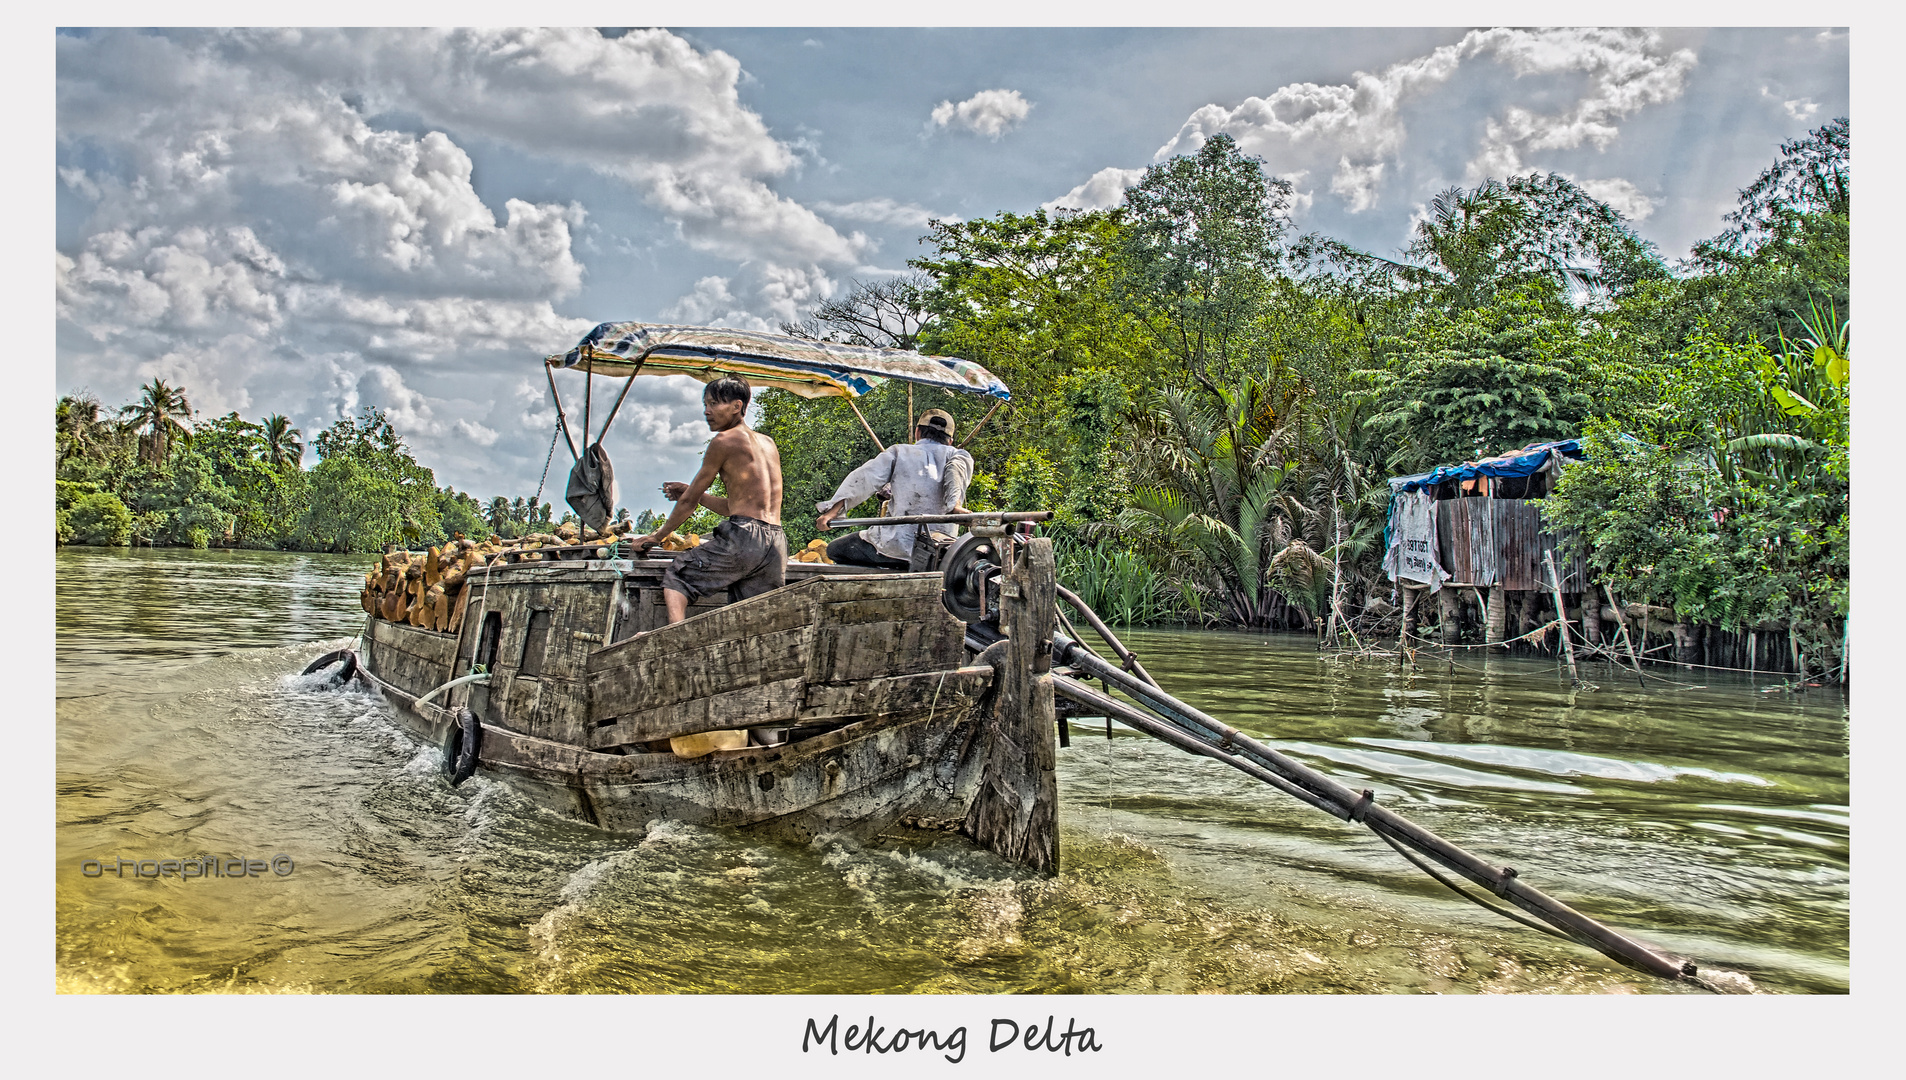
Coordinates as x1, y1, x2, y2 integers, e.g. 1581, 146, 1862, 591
53, 25, 1850, 515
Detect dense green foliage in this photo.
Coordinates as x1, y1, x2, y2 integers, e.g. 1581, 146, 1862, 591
56, 392, 538, 554
1541, 307, 1848, 672
756, 119, 1850, 675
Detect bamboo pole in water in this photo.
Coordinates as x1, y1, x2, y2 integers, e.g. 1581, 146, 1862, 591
1604, 583, 1646, 686
1545, 550, 1581, 685
1049, 640, 1693, 983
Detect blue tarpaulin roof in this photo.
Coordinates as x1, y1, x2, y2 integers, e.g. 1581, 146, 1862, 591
1388, 439, 1585, 493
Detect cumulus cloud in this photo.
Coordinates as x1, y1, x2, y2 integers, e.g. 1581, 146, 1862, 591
453, 418, 500, 446
1149, 27, 1697, 215
930, 89, 1033, 139
661, 276, 743, 326
1762, 86, 1820, 121
56, 27, 872, 496
1329, 159, 1385, 213
661, 265, 837, 332
1577, 177, 1657, 221
1042, 166, 1146, 212
815, 197, 953, 229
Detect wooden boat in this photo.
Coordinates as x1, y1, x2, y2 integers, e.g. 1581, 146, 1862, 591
322, 323, 1063, 871
311, 322, 1724, 986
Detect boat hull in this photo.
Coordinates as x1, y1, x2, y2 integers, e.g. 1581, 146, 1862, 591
356, 561, 996, 844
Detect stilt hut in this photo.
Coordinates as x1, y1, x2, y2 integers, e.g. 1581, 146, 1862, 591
1382, 439, 1590, 647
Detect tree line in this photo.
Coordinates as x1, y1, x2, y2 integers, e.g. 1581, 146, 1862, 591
53, 388, 617, 553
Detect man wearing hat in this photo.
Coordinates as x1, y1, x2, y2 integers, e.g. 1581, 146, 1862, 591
815, 408, 973, 571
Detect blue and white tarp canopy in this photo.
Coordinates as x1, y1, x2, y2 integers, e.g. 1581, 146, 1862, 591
1388, 439, 1585, 493
546, 322, 1012, 402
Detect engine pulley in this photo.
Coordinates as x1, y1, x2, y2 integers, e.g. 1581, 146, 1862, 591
940, 532, 1005, 627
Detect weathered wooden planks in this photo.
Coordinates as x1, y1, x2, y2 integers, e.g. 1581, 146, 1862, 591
962, 537, 1059, 875
807, 594, 967, 685
587, 676, 808, 748
798, 668, 992, 721
366, 618, 460, 700
590, 625, 815, 723
585, 572, 967, 747
1435, 497, 1587, 590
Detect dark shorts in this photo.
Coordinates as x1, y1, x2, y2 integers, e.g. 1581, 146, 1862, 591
661, 516, 788, 603
826, 532, 910, 571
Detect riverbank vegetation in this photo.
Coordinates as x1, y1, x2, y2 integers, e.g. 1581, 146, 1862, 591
55, 120, 1848, 677
760, 119, 1849, 678
58, 396, 503, 553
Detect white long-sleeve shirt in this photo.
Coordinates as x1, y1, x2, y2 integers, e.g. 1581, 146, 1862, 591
819, 438, 974, 561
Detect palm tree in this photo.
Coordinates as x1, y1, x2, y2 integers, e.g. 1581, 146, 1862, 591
1114, 378, 1316, 627
260, 414, 304, 469
56, 393, 116, 463
120, 379, 192, 467
486, 497, 511, 533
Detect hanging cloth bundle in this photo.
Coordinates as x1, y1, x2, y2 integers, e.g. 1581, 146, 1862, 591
565, 443, 618, 532
549, 344, 636, 533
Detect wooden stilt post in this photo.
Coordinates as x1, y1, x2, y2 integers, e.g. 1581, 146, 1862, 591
962, 536, 1059, 875
1581, 580, 1599, 648
1544, 550, 1580, 686
1485, 585, 1507, 647
1396, 586, 1416, 669
1604, 584, 1645, 686
1438, 587, 1462, 646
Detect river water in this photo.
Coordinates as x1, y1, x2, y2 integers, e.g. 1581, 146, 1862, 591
55, 547, 1849, 994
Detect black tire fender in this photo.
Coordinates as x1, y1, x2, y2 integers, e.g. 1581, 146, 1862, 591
446, 707, 483, 787
300, 649, 358, 686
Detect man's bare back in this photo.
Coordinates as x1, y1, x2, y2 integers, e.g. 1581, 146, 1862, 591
702, 424, 783, 524
634, 375, 788, 625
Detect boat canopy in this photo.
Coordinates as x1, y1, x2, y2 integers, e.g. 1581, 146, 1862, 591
547, 322, 1011, 401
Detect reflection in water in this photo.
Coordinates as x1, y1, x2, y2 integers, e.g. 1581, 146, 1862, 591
56, 548, 1848, 993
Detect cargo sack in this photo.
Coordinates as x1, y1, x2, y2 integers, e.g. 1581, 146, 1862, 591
565, 442, 618, 532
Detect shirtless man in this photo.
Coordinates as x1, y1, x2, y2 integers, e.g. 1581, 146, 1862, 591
632, 374, 786, 624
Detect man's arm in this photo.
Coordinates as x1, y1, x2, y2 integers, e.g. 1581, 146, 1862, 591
637, 444, 726, 548
814, 446, 899, 530
662, 481, 729, 517
941, 450, 973, 515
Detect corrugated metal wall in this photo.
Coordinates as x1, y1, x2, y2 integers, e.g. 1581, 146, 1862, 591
1436, 498, 1587, 589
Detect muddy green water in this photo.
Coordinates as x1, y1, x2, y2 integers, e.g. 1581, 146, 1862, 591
55, 547, 1849, 994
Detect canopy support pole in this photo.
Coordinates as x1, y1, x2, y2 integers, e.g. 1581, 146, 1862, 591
906, 384, 914, 443
846, 397, 886, 452
582, 359, 594, 448
544, 361, 580, 462
594, 358, 645, 442
959, 399, 1004, 448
